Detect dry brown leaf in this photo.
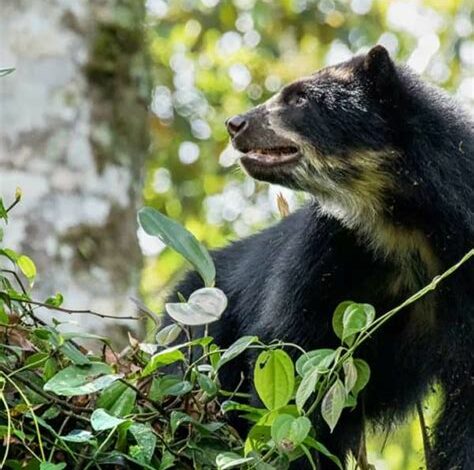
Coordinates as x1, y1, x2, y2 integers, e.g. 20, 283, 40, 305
276, 192, 290, 217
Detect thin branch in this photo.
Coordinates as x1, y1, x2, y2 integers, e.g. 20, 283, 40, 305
17, 298, 141, 321
417, 400, 432, 469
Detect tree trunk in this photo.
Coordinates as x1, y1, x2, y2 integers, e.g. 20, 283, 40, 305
0, 0, 150, 342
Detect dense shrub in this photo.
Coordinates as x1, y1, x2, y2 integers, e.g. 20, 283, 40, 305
0, 194, 471, 469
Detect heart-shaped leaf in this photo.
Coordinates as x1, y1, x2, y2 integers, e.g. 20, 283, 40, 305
91, 408, 128, 431
165, 287, 227, 326
44, 362, 121, 397
271, 414, 311, 452
296, 349, 336, 377
254, 350, 295, 410
332, 301, 354, 341
342, 304, 375, 342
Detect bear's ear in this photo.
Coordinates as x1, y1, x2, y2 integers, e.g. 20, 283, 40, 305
362, 45, 398, 96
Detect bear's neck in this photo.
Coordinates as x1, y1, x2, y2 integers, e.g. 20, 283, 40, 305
318, 198, 440, 294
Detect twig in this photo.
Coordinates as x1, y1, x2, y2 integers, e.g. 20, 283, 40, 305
15, 298, 141, 321
0, 389, 12, 467
1, 269, 46, 326
416, 400, 432, 469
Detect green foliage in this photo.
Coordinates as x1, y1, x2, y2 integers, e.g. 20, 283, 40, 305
139, 207, 216, 287
254, 350, 295, 411
1, 197, 472, 469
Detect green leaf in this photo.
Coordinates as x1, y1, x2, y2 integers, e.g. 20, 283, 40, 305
25, 352, 48, 367
91, 408, 128, 431
45, 293, 64, 308
17, 255, 36, 280
156, 323, 182, 346
342, 358, 357, 393
149, 375, 177, 401
44, 358, 58, 381
332, 301, 354, 341
216, 452, 255, 470
321, 379, 346, 432
96, 381, 136, 417
129, 423, 156, 464
295, 349, 336, 377
138, 207, 215, 286
352, 359, 371, 396
44, 362, 121, 396
271, 414, 311, 453
342, 303, 375, 341
165, 287, 227, 325
0, 300, 7, 324
295, 368, 319, 412
164, 380, 192, 396
0, 248, 20, 262
159, 451, 175, 470
61, 429, 95, 443
209, 343, 221, 369
221, 400, 266, 418
254, 350, 295, 410
170, 411, 192, 434
304, 436, 343, 469
141, 346, 185, 376
0, 199, 7, 221
345, 393, 357, 408
0, 68, 15, 77
198, 373, 217, 396
216, 335, 258, 370
60, 341, 90, 365
40, 463, 66, 470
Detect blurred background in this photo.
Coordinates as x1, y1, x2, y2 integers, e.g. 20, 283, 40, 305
0, 0, 472, 468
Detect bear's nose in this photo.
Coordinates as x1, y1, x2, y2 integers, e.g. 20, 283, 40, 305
225, 115, 247, 138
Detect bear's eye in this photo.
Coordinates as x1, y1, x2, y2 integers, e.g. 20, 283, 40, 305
289, 91, 308, 107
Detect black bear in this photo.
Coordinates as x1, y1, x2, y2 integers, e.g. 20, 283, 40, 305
168, 46, 473, 469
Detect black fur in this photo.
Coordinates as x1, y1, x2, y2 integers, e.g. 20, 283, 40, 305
167, 46, 473, 469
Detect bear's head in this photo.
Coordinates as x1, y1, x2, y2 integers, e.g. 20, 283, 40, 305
226, 45, 403, 227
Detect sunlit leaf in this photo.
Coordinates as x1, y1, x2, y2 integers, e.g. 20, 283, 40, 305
17, 255, 36, 280
91, 408, 128, 431
138, 207, 215, 286
141, 345, 185, 376
321, 379, 346, 432
216, 335, 258, 370
165, 287, 227, 325
254, 349, 294, 410
44, 362, 121, 396
271, 414, 311, 452
295, 348, 336, 377
216, 452, 254, 469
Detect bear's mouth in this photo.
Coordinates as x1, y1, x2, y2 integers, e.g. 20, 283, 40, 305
240, 146, 301, 168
